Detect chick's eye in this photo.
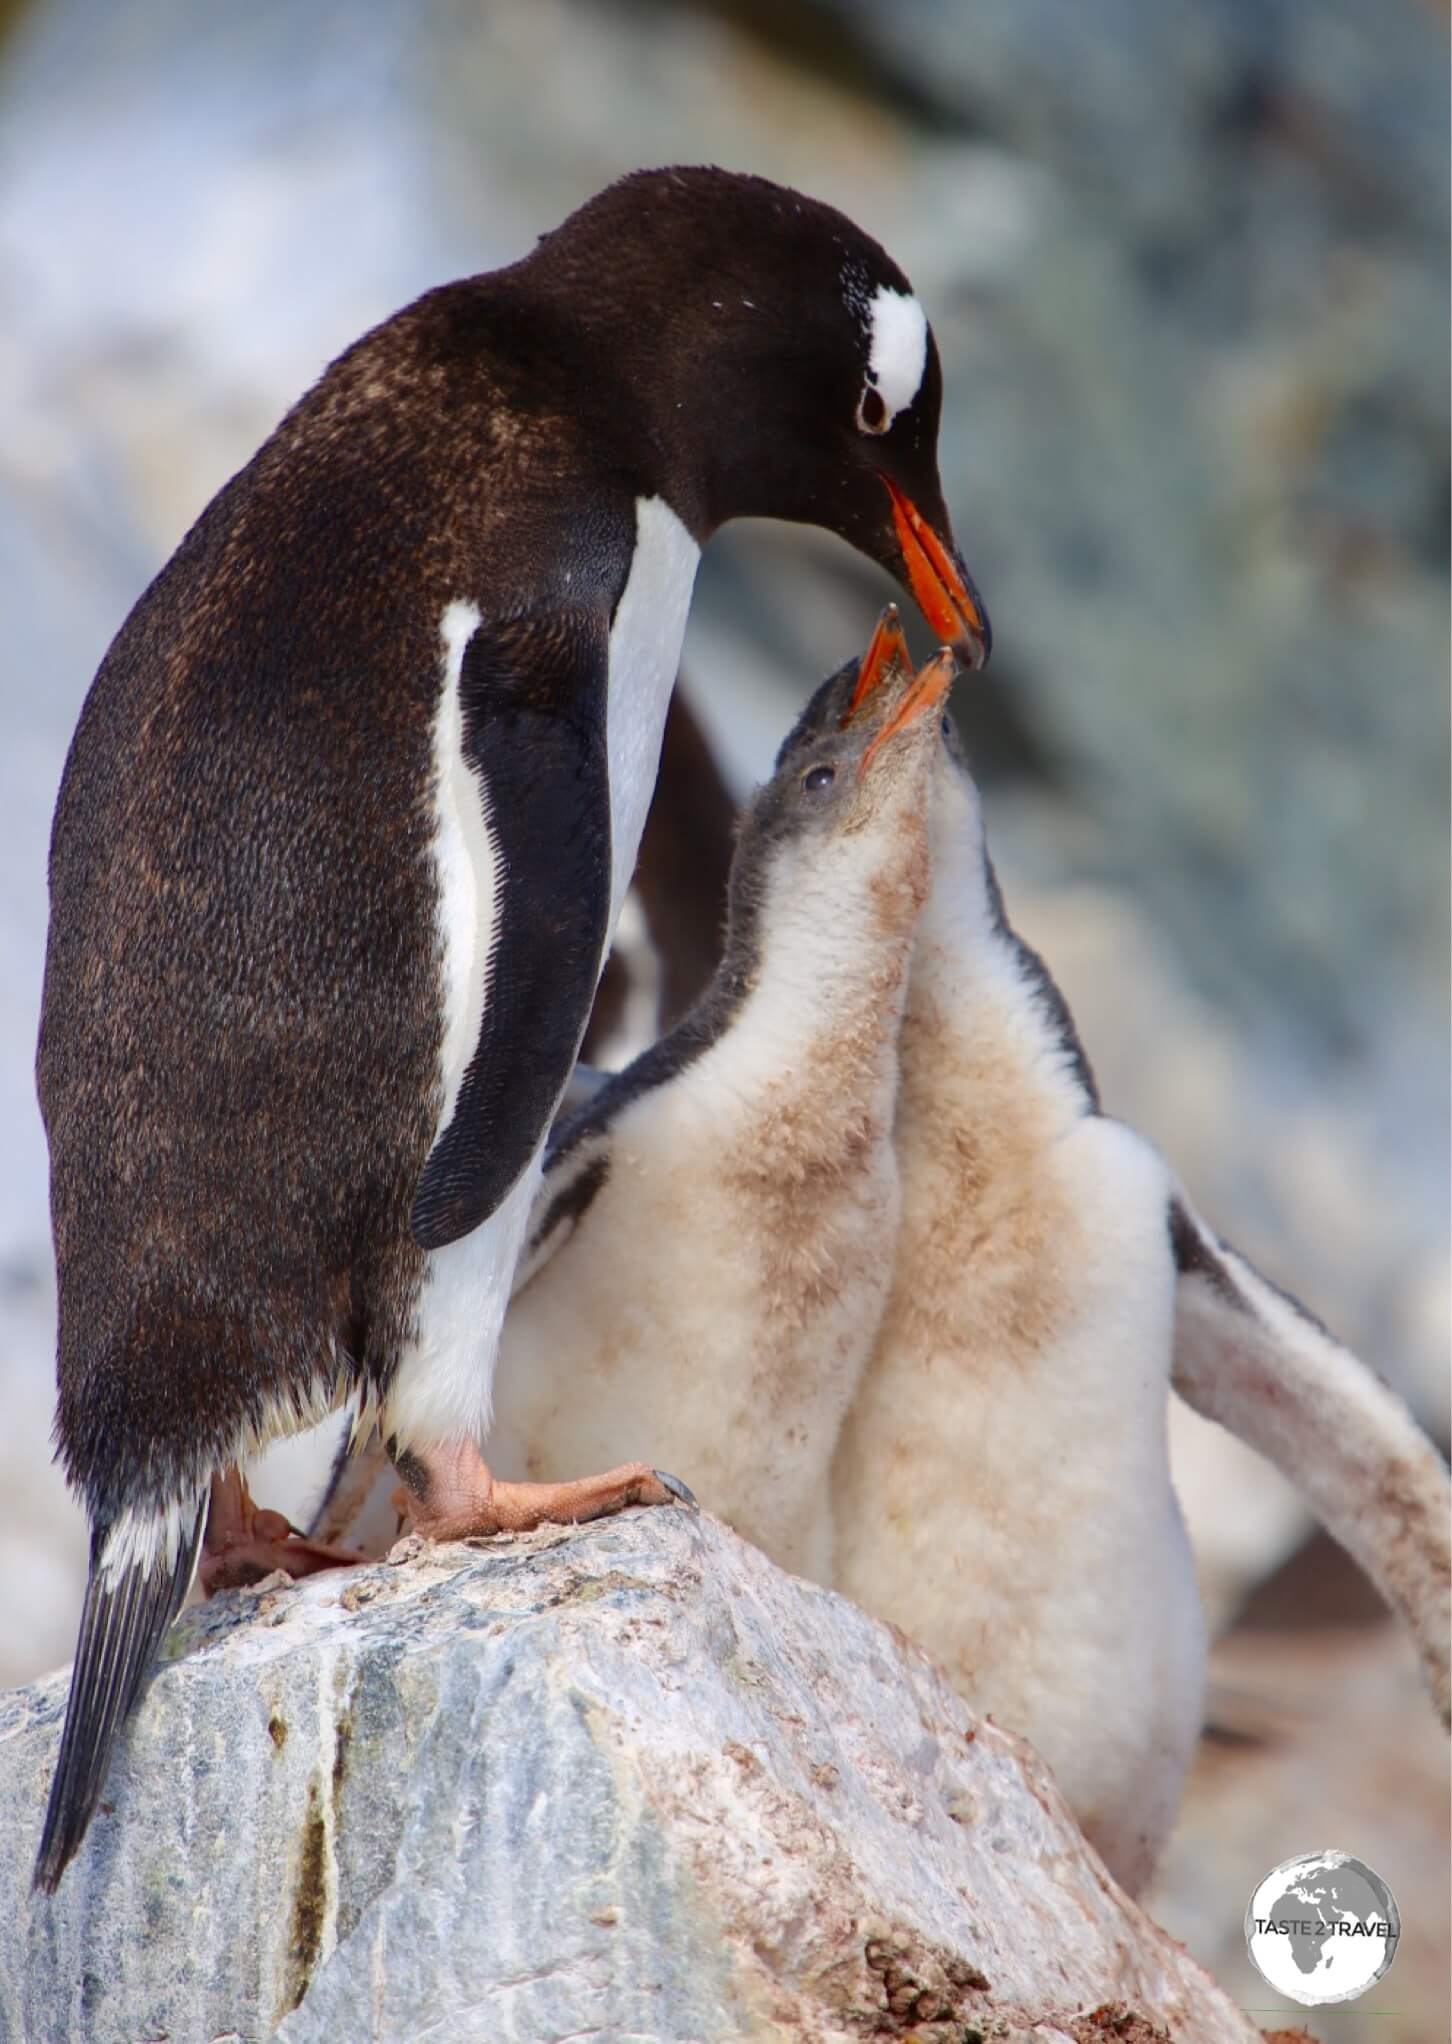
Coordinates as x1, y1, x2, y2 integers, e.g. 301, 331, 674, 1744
802, 764, 836, 795
856, 384, 888, 434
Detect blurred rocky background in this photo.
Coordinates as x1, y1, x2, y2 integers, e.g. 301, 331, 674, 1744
0, 0, 1445, 2034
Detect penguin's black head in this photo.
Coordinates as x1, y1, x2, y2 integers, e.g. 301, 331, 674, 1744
529, 166, 990, 666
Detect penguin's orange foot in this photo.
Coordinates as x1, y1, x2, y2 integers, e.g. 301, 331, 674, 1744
199, 1523, 367, 1595
390, 1437, 696, 1541
200, 1469, 365, 1595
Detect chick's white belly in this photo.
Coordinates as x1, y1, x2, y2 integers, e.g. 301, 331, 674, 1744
954, 1469, 1203, 1894
843, 1338, 1201, 1861
831, 1113, 1205, 1891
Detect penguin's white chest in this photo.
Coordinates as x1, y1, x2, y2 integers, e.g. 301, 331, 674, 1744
603, 496, 700, 928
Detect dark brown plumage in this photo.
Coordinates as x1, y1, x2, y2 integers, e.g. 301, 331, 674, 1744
34, 164, 988, 1890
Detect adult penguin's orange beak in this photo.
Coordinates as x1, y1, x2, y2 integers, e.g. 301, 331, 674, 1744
879, 474, 991, 673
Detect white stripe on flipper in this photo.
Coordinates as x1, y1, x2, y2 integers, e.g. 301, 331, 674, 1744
385, 598, 521, 1449
430, 599, 501, 1143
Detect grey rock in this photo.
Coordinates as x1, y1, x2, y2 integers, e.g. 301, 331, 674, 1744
2, 1511, 1258, 2043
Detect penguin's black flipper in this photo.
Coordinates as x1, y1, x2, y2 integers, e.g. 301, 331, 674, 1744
1167, 1194, 1452, 1726
33, 1502, 205, 1893
411, 612, 612, 1251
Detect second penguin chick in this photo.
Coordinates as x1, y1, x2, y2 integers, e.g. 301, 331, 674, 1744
488, 627, 953, 1579
830, 712, 1451, 1896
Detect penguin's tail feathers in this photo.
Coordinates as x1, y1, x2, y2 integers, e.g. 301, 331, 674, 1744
32, 1494, 206, 1894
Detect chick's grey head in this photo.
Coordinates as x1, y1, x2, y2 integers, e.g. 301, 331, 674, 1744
703, 626, 958, 1013
738, 635, 957, 882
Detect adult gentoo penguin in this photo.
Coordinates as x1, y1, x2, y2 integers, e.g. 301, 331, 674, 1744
485, 624, 953, 1579
829, 708, 1452, 1895
33, 165, 989, 1891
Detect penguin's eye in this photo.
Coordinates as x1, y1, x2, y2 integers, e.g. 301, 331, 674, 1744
855, 383, 889, 435
801, 764, 836, 795
941, 713, 953, 738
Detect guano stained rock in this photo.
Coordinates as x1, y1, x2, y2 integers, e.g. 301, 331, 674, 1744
2, 1509, 1262, 2043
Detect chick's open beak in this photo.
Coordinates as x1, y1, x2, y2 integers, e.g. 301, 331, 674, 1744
857, 647, 958, 780
846, 602, 911, 717
880, 476, 991, 671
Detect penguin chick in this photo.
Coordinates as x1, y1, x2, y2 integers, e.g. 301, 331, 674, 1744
829, 716, 1451, 1895
487, 626, 955, 1580
34, 166, 990, 1892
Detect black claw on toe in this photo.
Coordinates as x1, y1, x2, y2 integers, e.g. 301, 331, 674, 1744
654, 1470, 698, 1510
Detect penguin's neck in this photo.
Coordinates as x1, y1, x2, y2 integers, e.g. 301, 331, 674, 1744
903, 767, 1093, 1149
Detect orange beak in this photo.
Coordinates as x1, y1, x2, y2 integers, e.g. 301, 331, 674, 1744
857, 647, 958, 780
880, 475, 990, 670
845, 602, 912, 719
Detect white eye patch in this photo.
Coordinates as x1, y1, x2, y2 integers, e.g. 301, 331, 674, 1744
864, 285, 928, 425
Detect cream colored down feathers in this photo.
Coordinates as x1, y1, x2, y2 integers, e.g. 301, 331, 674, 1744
490, 718, 936, 1580
492, 725, 1451, 1897
297, 697, 1451, 1903
829, 758, 1205, 1894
